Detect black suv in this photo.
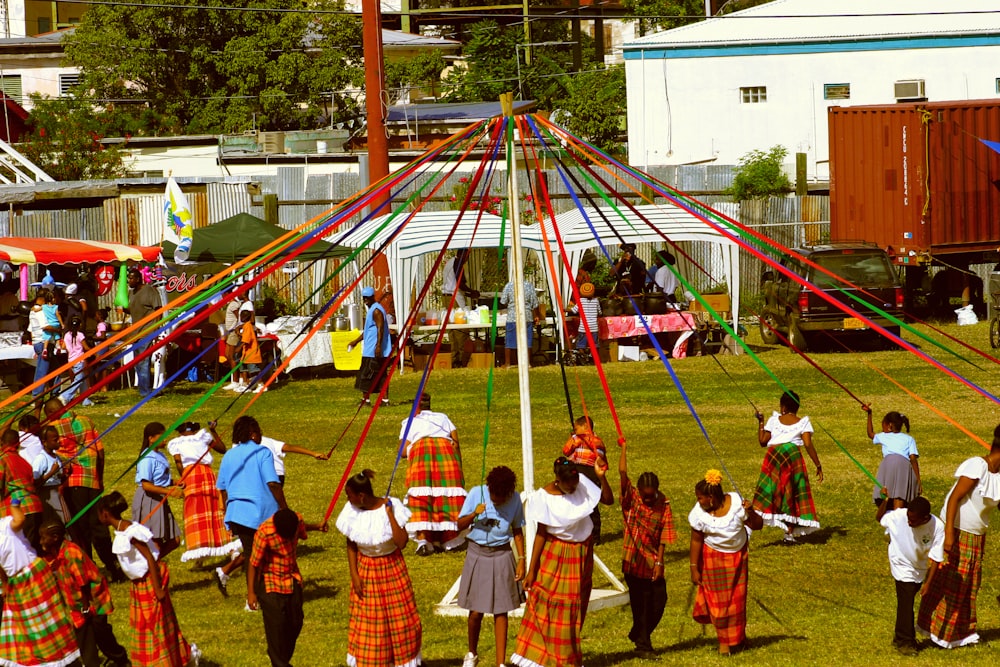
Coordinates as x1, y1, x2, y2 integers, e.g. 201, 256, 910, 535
759, 242, 903, 351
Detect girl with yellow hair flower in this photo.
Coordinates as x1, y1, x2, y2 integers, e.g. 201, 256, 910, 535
689, 470, 763, 655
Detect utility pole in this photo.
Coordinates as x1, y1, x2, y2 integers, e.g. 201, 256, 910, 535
362, 0, 393, 295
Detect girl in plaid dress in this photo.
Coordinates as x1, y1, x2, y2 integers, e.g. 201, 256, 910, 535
0, 498, 80, 667
97, 491, 199, 667
336, 469, 422, 667
917, 430, 1000, 648
689, 470, 763, 655
752, 391, 823, 542
511, 456, 613, 667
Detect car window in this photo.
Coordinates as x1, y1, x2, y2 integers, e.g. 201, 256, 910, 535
810, 251, 897, 288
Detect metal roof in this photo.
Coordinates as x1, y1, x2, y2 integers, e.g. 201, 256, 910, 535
382, 29, 460, 49
625, 0, 1000, 49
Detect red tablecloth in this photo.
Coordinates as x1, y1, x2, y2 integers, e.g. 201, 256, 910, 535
598, 312, 697, 339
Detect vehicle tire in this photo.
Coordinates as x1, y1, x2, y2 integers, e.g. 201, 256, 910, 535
759, 314, 780, 345
991, 317, 1000, 349
788, 323, 809, 352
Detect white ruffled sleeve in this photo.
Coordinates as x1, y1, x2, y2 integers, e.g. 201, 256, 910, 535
527, 476, 601, 529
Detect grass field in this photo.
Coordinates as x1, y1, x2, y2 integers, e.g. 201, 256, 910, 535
78, 320, 1000, 666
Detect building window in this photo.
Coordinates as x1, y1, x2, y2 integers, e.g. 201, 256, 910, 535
0, 75, 22, 103
824, 83, 850, 100
996, 78, 1000, 94
740, 86, 767, 103
59, 73, 80, 96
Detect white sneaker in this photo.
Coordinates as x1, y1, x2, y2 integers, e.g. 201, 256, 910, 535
252, 384, 267, 393
222, 381, 239, 390
231, 383, 247, 392
189, 643, 202, 666
462, 652, 478, 667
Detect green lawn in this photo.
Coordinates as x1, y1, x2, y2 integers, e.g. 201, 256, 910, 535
86, 320, 1000, 666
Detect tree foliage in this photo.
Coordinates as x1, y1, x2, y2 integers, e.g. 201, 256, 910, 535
385, 50, 448, 103
621, 0, 704, 37
17, 95, 128, 181
557, 65, 625, 153
63, 0, 364, 135
727, 145, 791, 201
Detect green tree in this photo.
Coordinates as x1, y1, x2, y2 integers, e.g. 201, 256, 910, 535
63, 0, 364, 135
385, 50, 448, 102
17, 95, 128, 181
557, 64, 625, 153
727, 145, 792, 201
622, 0, 703, 36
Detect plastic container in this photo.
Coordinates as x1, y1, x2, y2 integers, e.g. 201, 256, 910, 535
454, 308, 467, 324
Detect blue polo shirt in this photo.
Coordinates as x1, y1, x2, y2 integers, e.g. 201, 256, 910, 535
461, 484, 525, 548
216, 440, 279, 530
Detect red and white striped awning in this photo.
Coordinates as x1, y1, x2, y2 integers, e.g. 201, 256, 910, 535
0, 238, 161, 265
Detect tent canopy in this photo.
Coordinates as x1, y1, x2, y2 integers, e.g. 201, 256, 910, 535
0, 237, 160, 265
163, 213, 349, 264
336, 205, 740, 328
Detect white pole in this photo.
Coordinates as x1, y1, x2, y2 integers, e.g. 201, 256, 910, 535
502, 94, 535, 496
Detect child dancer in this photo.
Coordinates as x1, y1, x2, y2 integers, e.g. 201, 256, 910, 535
39, 518, 130, 667
97, 491, 198, 667
876, 494, 943, 656
32, 425, 68, 522
133, 422, 182, 558
0, 498, 80, 667
864, 405, 921, 508
236, 309, 264, 393
562, 415, 608, 543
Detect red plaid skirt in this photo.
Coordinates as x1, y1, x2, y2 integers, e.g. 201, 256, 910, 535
405, 437, 466, 532
917, 530, 986, 648
130, 560, 192, 666
512, 537, 593, 667
693, 544, 748, 648
752, 442, 819, 535
0, 558, 79, 667
347, 549, 422, 667
179, 463, 241, 562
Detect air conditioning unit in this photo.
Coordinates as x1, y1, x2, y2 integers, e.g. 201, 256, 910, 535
259, 131, 286, 154
894, 79, 926, 101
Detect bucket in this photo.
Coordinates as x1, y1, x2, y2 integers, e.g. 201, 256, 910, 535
347, 303, 362, 331
317, 140, 328, 154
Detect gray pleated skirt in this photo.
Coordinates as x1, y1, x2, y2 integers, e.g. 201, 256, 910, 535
873, 453, 920, 503
132, 486, 180, 542
458, 541, 524, 615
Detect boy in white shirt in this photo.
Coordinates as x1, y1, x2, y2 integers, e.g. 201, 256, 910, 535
877, 494, 944, 656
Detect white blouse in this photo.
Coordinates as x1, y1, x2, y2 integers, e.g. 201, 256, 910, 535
336, 497, 412, 557
941, 457, 1000, 537
688, 492, 750, 553
112, 522, 160, 580
0, 516, 36, 577
765, 412, 813, 447
167, 430, 216, 468
527, 475, 602, 542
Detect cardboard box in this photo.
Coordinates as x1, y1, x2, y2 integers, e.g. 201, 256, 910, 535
412, 353, 452, 371
467, 352, 495, 369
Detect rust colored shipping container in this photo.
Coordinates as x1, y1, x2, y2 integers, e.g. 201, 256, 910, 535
829, 100, 1000, 266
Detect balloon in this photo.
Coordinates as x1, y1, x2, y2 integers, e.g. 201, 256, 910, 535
95, 265, 115, 296
114, 264, 130, 308
13, 301, 29, 316
19, 264, 27, 301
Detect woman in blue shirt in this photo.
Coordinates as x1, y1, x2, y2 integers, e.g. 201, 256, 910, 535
864, 405, 921, 508
457, 465, 526, 667
133, 421, 184, 558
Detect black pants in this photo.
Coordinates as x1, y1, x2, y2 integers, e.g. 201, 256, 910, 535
65, 487, 120, 576
258, 580, 304, 667
894, 579, 921, 646
76, 613, 129, 667
230, 522, 258, 557
625, 572, 668, 651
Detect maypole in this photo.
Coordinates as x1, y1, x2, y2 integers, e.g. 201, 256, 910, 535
501, 93, 535, 494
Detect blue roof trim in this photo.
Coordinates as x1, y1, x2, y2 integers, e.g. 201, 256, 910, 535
623, 33, 1000, 59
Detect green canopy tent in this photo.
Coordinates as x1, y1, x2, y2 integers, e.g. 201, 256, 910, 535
161, 212, 348, 263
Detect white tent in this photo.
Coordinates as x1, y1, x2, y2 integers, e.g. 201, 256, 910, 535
335, 210, 510, 327
527, 203, 741, 328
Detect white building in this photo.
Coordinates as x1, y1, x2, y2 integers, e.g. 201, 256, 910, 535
624, 0, 1000, 180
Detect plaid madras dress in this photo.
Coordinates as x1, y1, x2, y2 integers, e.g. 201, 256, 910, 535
752, 442, 819, 535
129, 560, 192, 666
179, 463, 241, 562
347, 549, 422, 667
693, 544, 749, 648
512, 536, 593, 667
0, 557, 81, 667
405, 437, 466, 533
917, 530, 986, 648
46, 540, 114, 628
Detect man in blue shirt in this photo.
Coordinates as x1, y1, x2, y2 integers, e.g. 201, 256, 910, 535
349, 286, 392, 406
216, 415, 286, 606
